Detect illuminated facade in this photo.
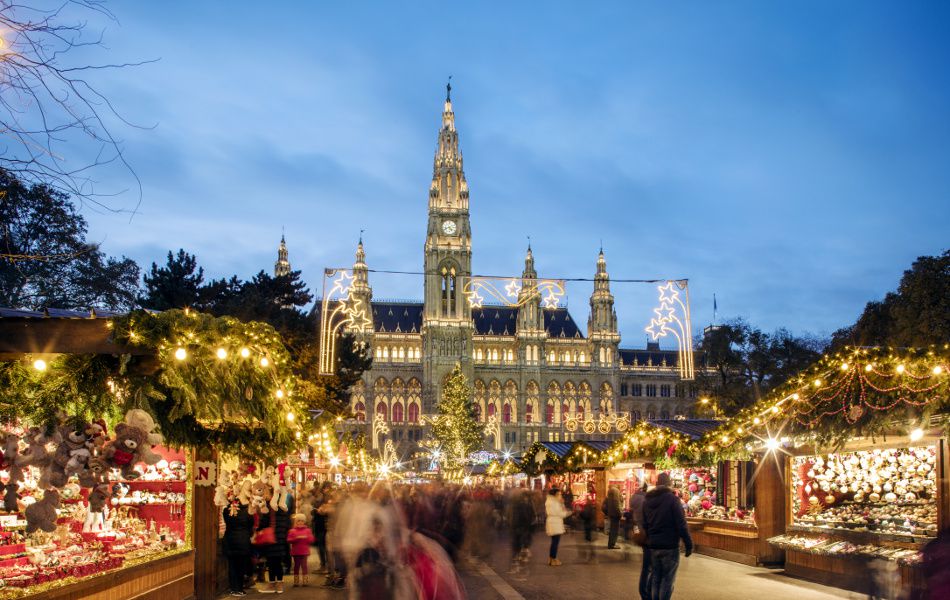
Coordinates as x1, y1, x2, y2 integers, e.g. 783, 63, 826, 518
325, 89, 698, 453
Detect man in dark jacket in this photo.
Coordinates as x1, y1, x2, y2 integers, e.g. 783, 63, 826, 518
605, 486, 623, 549
223, 503, 254, 596
642, 472, 692, 600
508, 488, 536, 575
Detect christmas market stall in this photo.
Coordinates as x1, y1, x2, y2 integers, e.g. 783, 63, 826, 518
0, 308, 306, 600
520, 441, 612, 518
700, 346, 950, 595
598, 419, 783, 565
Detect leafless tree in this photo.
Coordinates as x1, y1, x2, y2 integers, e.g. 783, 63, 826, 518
0, 1, 153, 215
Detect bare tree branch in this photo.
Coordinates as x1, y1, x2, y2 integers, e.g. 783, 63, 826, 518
0, 0, 155, 218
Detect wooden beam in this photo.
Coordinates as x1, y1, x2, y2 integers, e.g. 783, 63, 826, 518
0, 318, 149, 356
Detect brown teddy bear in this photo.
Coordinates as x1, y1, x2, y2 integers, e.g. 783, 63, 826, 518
48, 420, 92, 488
25, 489, 60, 534
78, 456, 110, 488
104, 424, 148, 480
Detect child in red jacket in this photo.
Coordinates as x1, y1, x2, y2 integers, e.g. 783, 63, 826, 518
287, 514, 315, 586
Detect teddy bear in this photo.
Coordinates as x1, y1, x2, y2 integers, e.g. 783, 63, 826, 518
25, 489, 60, 534
249, 479, 271, 515
47, 420, 92, 488
122, 410, 163, 465
1, 433, 23, 512
84, 419, 109, 452
83, 482, 112, 532
104, 424, 148, 480
17, 427, 63, 489
78, 455, 110, 488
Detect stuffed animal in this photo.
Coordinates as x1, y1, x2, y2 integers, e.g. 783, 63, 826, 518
25, 489, 60, 534
18, 427, 62, 489
249, 479, 270, 515
83, 483, 111, 532
214, 470, 233, 507
270, 464, 289, 512
122, 410, 163, 465
47, 420, 91, 488
78, 455, 110, 488
104, 424, 148, 480
1, 433, 23, 512
84, 419, 109, 452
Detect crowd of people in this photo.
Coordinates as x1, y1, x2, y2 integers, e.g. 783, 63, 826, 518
219, 473, 696, 599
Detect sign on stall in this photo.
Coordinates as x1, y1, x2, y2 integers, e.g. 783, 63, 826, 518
194, 461, 217, 486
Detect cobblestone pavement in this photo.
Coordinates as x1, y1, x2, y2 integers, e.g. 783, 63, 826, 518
225, 531, 866, 599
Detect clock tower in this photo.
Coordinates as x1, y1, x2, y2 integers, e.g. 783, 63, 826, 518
422, 82, 474, 411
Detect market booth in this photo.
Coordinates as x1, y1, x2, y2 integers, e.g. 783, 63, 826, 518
0, 308, 305, 599
700, 346, 949, 597
599, 419, 786, 565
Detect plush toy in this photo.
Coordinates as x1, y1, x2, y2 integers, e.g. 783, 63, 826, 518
25, 489, 60, 534
249, 479, 270, 515
270, 463, 290, 512
18, 427, 63, 489
214, 470, 233, 507
122, 410, 163, 465
78, 455, 110, 488
47, 420, 92, 488
104, 424, 148, 480
84, 419, 109, 452
83, 482, 112, 532
1, 433, 23, 512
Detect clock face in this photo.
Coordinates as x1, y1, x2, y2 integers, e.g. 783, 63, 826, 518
442, 220, 458, 235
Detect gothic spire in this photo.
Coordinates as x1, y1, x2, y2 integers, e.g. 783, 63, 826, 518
522, 244, 537, 280
274, 234, 290, 277
351, 236, 372, 299
588, 247, 619, 344
430, 84, 468, 210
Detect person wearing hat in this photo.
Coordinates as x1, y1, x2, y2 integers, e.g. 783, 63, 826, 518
642, 472, 692, 600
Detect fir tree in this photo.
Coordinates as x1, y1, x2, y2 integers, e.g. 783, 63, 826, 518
431, 364, 483, 469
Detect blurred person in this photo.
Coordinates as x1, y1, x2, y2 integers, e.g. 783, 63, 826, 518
580, 494, 598, 563
507, 488, 536, 575
545, 488, 570, 566
642, 472, 692, 600
605, 485, 623, 549
223, 500, 254, 597
920, 525, 950, 599
310, 482, 331, 572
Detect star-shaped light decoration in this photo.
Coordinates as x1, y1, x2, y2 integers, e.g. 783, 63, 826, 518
653, 302, 676, 323
330, 271, 355, 297
645, 318, 668, 340
657, 282, 679, 304
467, 291, 484, 309
542, 291, 559, 309
505, 279, 522, 298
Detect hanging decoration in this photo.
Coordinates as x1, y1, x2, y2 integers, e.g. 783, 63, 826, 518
563, 411, 630, 435
462, 276, 566, 309
699, 345, 950, 453
318, 268, 373, 375
645, 280, 695, 380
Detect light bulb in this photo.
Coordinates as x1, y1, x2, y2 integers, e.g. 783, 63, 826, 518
174, 347, 187, 361
813, 379, 822, 387
865, 364, 873, 372
260, 357, 269, 367
910, 428, 924, 442
753, 417, 761, 425
286, 411, 294, 422
766, 438, 780, 451
276, 389, 285, 399
771, 406, 779, 414
32, 359, 47, 372
934, 366, 944, 375
216, 348, 227, 360
896, 364, 905, 374
240, 347, 250, 358
841, 363, 849, 371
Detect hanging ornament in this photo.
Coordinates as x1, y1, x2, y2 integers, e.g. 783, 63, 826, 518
848, 404, 865, 420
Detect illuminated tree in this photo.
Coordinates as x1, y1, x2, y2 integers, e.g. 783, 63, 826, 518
431, 364, 483, 469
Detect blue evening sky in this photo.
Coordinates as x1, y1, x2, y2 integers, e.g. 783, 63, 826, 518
76, 1, 949, 347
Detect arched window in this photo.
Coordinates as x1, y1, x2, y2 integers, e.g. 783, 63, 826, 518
561, 402, 569, 423
393, 402, 404, 422
504, 380, 518, 422
376, 402, 389, 421
526, 403, 533, 424
545, 403, 554, 425
355, 401, 366, 422
408, 402, 419, 423
547, 382, 561, 424
578, 404, 585, 422
473, 403, 481, 420
600, 382, 614, 414
487, 402, 496, 418
503, 403, 512, 424
526, 381, 539, 424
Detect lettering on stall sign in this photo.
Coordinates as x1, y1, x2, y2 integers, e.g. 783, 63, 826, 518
194, 461, 217, 486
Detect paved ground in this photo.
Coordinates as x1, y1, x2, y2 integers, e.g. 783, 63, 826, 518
225, 531, 866, 599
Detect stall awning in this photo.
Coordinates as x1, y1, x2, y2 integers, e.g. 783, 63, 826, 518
648, 419, 722, 440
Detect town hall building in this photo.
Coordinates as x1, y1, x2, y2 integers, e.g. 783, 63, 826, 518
288, 88, 699, 455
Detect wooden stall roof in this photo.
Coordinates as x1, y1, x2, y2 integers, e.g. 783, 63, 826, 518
648, 419, 722, 440
0, 307, 150, 357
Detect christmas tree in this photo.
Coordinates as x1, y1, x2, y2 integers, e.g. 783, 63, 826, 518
431, 363, 483, 469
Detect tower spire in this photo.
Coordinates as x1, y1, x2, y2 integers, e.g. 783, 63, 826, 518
446, 75, 452, 102
588, 247, 620, 367
274, 233, 291, 277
